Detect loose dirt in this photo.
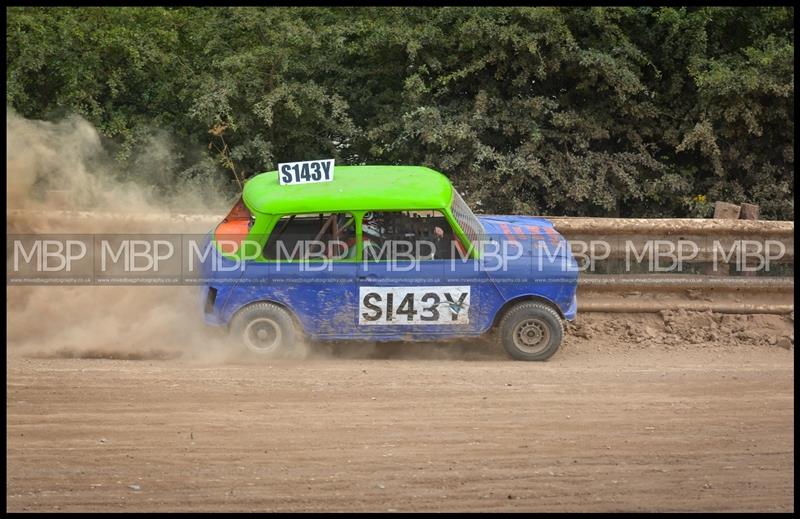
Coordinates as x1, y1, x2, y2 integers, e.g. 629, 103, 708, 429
6, 321, 794, 512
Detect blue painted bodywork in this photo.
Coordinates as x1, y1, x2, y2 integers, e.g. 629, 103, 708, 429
200, 215, 578, 341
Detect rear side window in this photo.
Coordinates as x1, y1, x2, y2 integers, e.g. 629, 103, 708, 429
263, 212, 356, 261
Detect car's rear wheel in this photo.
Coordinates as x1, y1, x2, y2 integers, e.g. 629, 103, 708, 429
498, 301, 564, 361
230, 302, 297, 356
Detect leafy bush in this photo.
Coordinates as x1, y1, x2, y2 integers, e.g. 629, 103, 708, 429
7, 7, 794, 219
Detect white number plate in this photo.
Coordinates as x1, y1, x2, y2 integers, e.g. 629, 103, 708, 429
359, 286, 470, 325
278, 159, 335, 185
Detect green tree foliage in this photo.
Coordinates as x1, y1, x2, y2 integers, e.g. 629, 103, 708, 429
6, 6, 794, 218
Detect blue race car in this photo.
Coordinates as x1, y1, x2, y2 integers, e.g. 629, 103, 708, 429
201, 164, 578, 361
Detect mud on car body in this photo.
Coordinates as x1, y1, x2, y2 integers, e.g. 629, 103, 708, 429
200, 163, 578, 361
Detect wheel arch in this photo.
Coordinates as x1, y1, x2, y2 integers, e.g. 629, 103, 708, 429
227, 299, 303, 331
490, 295, 565, 330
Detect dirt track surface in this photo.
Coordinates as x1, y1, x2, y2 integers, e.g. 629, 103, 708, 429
6, 344, 794, 512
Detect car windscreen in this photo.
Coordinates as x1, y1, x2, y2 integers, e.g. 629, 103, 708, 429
450, 189, 485, 245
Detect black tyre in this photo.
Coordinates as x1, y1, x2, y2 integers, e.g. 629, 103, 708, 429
498, 301, 564, 361
230, 302, 298, 356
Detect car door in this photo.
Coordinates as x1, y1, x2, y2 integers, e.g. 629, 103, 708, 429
355, 210, 492, 339
240, 212, 359, 339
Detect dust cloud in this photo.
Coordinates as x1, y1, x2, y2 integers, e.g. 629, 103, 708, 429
6, 110, 245, 362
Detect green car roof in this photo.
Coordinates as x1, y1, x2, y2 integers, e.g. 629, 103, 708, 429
242, 165, 453, 215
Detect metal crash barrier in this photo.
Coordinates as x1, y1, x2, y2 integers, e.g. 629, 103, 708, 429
7, 210, 794, 314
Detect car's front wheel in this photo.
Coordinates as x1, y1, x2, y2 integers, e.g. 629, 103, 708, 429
498, 301, 564, 361
230, 302, 298, 356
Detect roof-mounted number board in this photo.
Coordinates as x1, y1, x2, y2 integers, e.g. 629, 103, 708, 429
278, 159, 335, 186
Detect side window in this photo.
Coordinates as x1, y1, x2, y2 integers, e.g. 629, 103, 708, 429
362, 210, 462, 261
263, 212, 356, 261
